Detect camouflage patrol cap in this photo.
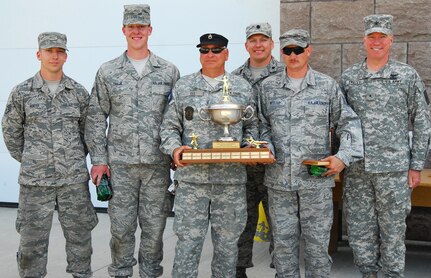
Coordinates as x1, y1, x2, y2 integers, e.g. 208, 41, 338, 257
196, 33, 228, 47
280, 29, 310, 48
364, 14, 393, 35
123, 4, 151, 25
246, 23, 272, 39
38, 32, 68, 50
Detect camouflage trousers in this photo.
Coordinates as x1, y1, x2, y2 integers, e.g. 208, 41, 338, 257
108, 164, 171, 278
344, 162, 411, 278
16, 182, 98, 278
268, 187, 333, 278
172, 181, 247, 278
237, 165, 273, 269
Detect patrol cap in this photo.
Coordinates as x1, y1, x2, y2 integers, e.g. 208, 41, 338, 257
246, 23, 272, 39
364, 14, 393, 35
196, 33, 229, 47
280, 29, 310, 48
123, 4, 151, 26
38, 32, 68, 50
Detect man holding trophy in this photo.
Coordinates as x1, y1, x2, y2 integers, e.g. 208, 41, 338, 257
159, 33, 258, 278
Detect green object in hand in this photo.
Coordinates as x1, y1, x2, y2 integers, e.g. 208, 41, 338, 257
97, 174, 113, 201
309, 165, 327, 176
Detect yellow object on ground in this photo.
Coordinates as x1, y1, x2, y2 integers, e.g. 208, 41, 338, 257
254, 201, 270, 242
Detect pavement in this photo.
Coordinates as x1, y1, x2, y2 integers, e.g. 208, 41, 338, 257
1, 207, 431, 277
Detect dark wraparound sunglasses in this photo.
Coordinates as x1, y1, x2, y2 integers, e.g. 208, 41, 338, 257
199, 47, 226, 54
282, 45, 308, 56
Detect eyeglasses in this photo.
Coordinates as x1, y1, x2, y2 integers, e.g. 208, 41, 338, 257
199, 47, 226, 54
282, 46, 307, 56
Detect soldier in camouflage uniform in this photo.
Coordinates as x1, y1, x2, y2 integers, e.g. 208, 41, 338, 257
2, 32, 98, 278
159, 33, 258, 278
84, 4, 180, 278
259, 29, 364, 277
340, 14, 431, 278
231, 22, 284, 278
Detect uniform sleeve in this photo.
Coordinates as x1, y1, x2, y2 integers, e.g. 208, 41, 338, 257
339, 74, 348, 98
78, 88, 90, 155
159, 84, 184, 157
241, 82, 259, 146
409, 73, 431, 170
84, 69, 110, 165
172, 66, 181, 86
258, 83, 275, 155
330, 81, 364, 166
1, 89, 25, 162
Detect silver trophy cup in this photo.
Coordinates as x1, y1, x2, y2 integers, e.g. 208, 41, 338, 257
199, 102, 254, 141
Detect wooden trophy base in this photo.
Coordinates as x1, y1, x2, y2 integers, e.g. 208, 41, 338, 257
212, 140, 240, 149
180, 147, 273, 164
302, 160, 330, 166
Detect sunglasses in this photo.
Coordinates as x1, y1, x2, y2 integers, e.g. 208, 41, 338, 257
282, 46, 307, 56
199, 47, 226, 54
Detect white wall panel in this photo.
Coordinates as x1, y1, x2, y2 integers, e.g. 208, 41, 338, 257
0, 0, 280, 207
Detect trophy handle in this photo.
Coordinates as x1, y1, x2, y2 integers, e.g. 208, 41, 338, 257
198, 107, 211, 121
242, 105, 254, 121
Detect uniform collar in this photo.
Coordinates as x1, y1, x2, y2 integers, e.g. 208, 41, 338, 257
282, 65, 316, 89
360, 58, 397, 79
239, 57, 281, 82
121, 50, 160, 80
32, 71, 73, 92
194, 70, 232, 92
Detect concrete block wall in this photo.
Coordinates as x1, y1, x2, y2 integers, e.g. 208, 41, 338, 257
280, 0, 431, 84
280, 0, 431, 166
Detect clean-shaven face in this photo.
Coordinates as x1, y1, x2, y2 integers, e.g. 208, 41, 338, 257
122, 24, 152, 50
37, 48, 67, 75
199, 44, 229, 72
245, 34, 274, 64
364, 32, 393, 61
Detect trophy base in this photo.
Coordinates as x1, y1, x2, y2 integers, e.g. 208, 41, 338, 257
180, 148, 273, 164
302, 160, 330, 166
217, 136, 237, 142
212, 141, 240, 149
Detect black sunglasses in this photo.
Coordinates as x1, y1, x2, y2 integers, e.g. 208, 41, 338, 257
282, 46, 308, 56
199, 47, 226, 54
